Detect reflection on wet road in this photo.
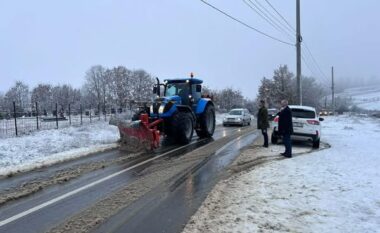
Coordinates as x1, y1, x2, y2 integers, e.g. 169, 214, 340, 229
95, 131, 258, 233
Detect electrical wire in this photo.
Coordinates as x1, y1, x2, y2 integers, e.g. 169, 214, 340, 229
243, 0, 295, 41
303, 42, 330, 81
253, 0, 295, 35
199, 0, 294, 46
264, 0, 296, 33
259, 0, 330, 87
301, 53, 330, 89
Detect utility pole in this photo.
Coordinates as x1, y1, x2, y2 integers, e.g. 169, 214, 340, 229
331, 66, 335, 114
296, 0, 302, 105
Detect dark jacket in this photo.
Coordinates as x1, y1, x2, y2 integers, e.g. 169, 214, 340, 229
257, 106, 269, 129
278, 106, 293, 135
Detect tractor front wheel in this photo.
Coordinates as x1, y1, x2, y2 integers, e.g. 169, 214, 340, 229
196, 104, 215, 138
172, 111, 194, 144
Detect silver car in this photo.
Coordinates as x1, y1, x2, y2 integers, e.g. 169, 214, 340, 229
223, 108, 251, 126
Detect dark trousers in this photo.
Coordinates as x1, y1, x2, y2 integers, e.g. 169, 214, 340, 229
282, 133, 292, 156
261, 129, 268, 147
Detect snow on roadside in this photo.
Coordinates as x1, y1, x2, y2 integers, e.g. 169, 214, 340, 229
0, 122, 119, 176
183, 115, 380, 233
216, 113, 228, 125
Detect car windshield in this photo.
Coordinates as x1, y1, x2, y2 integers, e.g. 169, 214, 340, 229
165, 83, 189, 97
291, 109, 316, 118
229, 110, 242, 115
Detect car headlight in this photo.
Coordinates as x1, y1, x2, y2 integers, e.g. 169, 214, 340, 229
158, 105, 165, 114
237, 117, 242, 121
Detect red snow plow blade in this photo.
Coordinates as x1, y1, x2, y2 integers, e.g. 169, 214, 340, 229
118, 114, 162, 152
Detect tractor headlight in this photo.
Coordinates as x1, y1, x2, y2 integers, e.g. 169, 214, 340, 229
158, 105, 165, 114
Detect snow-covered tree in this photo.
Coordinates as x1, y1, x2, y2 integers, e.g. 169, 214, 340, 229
4, 81, 30, 113
256, 65, 327, 109
106, 66, 133, 108
31, 84, 53, 114
216, 87, 244, 111
130, 69, 154, 103
83, 65, 108, 110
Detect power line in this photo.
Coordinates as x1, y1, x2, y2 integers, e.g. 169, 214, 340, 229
199, 0, 294, 46
242, 0, 295, 41
253, 0, 295, 35
303, 42, 329, 80
264, 0, 296, 33
301, 53, 330, 89
242, 0, 283, 36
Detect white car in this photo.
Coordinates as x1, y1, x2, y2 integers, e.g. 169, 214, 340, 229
271, 105, 323, 148
223, 108, 251, 127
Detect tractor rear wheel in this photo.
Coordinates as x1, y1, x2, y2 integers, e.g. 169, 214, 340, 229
172, 111, 194, 144
196, 104, 215, 138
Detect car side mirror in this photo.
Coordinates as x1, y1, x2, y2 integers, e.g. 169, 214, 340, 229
196, 84, 202, 92
153, 86, 157, 94
319, 117, 324, 121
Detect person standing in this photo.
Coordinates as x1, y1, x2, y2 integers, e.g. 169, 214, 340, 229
257, 100, 269, 147
278, 100, 293, 158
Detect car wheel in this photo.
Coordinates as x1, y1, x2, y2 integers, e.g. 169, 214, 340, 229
312, 139, 320, 148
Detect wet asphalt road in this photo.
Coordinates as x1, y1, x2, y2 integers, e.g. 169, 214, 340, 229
0, 125, 258, 233
94, 132, 258, 233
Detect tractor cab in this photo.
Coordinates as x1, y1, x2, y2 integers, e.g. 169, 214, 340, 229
163, 78, 202, 106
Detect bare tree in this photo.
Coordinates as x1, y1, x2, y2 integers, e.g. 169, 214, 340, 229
51, 84, 81, 114
131, 69, 154, 103
5, 81, 30, 112
107, 66, 132, 109
31, 84, 53, 114
83, 65, 107, 110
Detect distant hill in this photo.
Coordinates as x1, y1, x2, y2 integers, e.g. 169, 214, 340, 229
337, 85, 380, 111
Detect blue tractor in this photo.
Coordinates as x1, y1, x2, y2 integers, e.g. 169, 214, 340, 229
118, 74, 215, 150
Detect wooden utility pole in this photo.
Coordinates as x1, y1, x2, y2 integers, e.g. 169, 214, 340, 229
296, 0, 302, 105
331, 66, 335, 114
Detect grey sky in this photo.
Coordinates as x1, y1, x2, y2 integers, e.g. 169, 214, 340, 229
1, 0, 379, 99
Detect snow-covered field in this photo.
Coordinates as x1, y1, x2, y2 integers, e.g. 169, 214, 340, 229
183, 115, 380, 233
338, 85, 380, 111
0, 122, 119, 176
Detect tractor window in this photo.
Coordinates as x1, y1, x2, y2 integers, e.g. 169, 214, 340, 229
165, 83, 189, 97
192, 84, 201, 100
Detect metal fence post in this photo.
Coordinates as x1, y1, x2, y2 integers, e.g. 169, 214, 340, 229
36, 102, 39, 130
80, 104, 83, 125
13, 101, 18, 136
98, 103, 100, 121
104, 105, 107, 122
55, 103, 58, 129
69, 104, 71, 125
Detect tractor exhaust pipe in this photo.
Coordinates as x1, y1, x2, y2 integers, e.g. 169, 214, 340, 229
156, 77, 160, 96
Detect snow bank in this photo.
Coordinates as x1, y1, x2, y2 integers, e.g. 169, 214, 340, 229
215, 113, 228, 125
0, 122, 119, 176
183, 115, 380, 233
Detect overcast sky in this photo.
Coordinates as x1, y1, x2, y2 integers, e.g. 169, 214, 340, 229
1, 0, 379, 99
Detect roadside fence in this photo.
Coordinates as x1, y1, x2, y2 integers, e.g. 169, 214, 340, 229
0, 102, 132, 138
